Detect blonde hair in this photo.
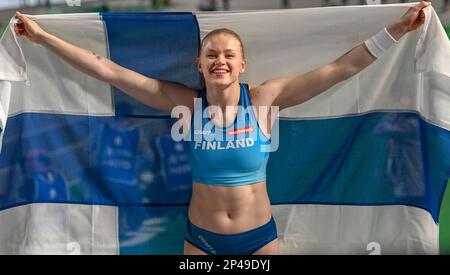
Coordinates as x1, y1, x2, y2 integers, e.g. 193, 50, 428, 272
199, 28, 246, 58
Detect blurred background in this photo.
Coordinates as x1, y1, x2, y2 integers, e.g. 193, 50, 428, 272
0, 0, 449, 255
0, 1, 449, 33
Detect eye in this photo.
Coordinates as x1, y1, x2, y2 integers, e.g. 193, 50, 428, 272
207, 54, 216, 58
226, 55, 235, 58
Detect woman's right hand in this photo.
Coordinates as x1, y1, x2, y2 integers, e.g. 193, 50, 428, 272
14, 11, 47, 44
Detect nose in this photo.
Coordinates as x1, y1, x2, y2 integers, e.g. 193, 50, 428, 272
215, 55, 226, 65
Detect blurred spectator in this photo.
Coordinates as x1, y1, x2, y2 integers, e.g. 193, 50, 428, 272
198, 0, 231, 11
95, 113, 154, 231
322, 0, 408, 6
223, 0, 230, 10
282, 0, 291, 8
373, 113, 425, 199
443, 0, 449, 13
100, 0, 110, 12
152, 0, 161, 10
19, 0, 50, 7
21, 149, 68, 201
198, 0, 216, 11
151, 0, 172, 10
156, 134, 192, 192
96, 117, 153, 201
322, 0, 348, 6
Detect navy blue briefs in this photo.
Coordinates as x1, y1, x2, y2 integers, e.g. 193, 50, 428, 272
184, 216, 277, 255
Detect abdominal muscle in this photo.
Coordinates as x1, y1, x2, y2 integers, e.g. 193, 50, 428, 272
188, 181, 272, 234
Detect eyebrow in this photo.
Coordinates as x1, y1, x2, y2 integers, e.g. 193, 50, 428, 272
205, 49, 237, 53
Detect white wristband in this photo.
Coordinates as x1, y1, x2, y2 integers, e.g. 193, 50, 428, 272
364, 27, 397, 59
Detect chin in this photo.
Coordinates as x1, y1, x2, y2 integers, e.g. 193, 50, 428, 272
207, 77, 237, 88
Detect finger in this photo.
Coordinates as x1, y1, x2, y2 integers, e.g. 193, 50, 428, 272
419, 11, 426, 21
15, 22, 24, 29
15, 28, 24, 36
14, 23, 22, 31
14, 22, 26, 35
15, 11, 30, 23
414, 12, 426, 27
417, 9, 426, 24
418, 9, 425, 17
420, 17, 425, 25
14, 21, 23, 30
416, 1, 431, 11
13, 24, 20, 35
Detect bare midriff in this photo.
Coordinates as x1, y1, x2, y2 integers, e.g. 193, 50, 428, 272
188, 181, 272, 234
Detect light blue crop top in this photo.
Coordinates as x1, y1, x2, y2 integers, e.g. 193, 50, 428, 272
188, 83, 270, 186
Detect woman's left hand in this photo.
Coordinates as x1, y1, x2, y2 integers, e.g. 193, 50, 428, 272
387, 1, 431, 40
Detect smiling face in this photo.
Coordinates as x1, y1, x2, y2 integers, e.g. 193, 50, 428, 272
197, 31, 247, 89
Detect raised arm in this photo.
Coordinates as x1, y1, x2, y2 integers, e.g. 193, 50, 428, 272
13, 12, 197, 113
253, 1, 431, 111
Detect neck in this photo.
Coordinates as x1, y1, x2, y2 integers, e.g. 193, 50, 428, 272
205, 81, 241, 111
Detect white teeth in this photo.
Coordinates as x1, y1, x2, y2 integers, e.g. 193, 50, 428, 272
213, 69, 228, 74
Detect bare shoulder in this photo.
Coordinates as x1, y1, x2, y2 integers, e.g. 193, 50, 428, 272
162, 81, 199, 112
248, 84, 261, 106
249, 83, 269, 106
248, 81, 279, 108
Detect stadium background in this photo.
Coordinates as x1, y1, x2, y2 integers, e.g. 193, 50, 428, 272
0, 0, 449, 254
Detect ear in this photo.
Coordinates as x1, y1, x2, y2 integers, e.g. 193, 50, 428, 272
240, 58, 247, 74
196, 57, 202, 73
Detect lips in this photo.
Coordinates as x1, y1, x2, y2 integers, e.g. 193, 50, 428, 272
210, 68, 230, 76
